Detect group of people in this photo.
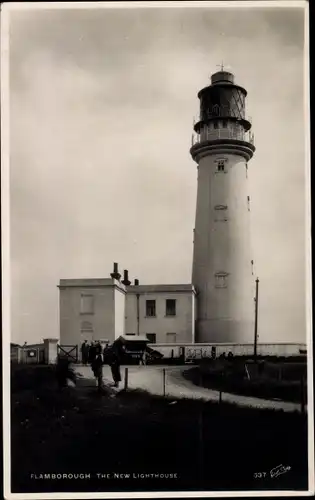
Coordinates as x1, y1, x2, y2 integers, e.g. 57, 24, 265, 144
80, 340, 102, 365
80, 340, 122, 391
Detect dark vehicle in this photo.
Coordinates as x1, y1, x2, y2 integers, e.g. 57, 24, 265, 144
146, 345, 164, 364
111, 335, 164, 365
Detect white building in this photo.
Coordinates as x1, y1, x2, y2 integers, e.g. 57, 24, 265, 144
59, 274, 196, 346
59, 70, 258, 347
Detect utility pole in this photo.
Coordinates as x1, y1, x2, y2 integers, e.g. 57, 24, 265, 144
254, 278, 259, 361
136, 293, 140, 336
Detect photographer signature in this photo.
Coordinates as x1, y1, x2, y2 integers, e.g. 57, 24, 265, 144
270, 464, 291, 479
254, 464, 291, 480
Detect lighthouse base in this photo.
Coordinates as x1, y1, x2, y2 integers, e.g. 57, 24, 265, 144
195, 318, 254, 344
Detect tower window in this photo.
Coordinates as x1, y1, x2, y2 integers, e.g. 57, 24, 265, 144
214, 205, 228, 221
146, 300, 156, 317
216, 159, 226, 172
245, 163, 248, 178
215, 272, 228, 288
166, 299, 176, 316
247, 195, 251, 211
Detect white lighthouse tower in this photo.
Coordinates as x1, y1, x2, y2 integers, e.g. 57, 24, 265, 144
191, 69, 256, 343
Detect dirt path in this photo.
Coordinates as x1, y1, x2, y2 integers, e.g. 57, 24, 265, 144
74, 365, 302, 412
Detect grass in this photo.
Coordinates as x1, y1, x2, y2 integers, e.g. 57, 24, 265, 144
10, 364, 308, 493
182, 359, 307, 403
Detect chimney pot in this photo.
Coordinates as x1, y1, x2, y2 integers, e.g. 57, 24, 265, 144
110, 262, 121, 281
122, 269, 131, 286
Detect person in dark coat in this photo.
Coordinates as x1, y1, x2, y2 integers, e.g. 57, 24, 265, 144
91, 353, 103, 392
108, 345, 122, 388
95, 341, 102, 356
88, 341, 96, 363
80, 340, 89, 365
103, 343, 110, 364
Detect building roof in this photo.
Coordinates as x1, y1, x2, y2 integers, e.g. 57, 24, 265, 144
59, 278, 114, 287
58, 278, 126, 293
127, 284, 196, 294
117, 335, 151, 343
58, 279, 195, 294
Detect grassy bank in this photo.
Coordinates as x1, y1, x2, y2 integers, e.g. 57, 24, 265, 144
182, 360, 306, 403
11, 364, 308, 493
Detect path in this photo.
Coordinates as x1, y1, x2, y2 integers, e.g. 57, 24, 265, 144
74, 364, 303, 413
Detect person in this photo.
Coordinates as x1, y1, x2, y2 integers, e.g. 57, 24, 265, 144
91, 353, 103, 392
80, 340, 89, 365
139, 349, 146, 366
103, 343, 110, 364
95, 341, 102, 356
88, 341, 96, 364
108, 345, 122, 388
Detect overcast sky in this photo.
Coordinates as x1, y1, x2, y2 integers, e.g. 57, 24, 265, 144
7, 3, 308, 345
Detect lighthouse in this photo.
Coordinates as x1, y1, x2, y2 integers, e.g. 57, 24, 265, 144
190, 69, 256, 343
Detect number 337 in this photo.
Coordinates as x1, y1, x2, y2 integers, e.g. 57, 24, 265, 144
254, 472, 267, 479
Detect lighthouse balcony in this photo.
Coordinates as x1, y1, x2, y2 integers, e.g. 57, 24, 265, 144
191, 126, 255, 147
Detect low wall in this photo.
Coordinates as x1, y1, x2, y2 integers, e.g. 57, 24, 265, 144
152, 343, 307, 360
11, 339, 59, 365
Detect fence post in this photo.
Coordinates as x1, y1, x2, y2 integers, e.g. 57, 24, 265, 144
124, 368, 128, 391
163, 368, 166, 397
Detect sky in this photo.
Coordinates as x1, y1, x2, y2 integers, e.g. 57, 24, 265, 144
7, 2, 308, 344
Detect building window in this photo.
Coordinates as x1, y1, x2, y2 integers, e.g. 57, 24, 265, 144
126, 333, 136, 336
146, 334, 156, 343
166, 333, 177, 343
146, 300, 156, 317
247, 195, 251, 211
222, 120, 227, 128
80, 294, 94, 314
214, 205, 228, 222
166, 299, 176, 316
215, 272, 229, 288
81, 320, 93, 332
213, 122, 219, 129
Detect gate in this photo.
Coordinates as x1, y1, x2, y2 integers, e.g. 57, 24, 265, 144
57, 344, 78, 363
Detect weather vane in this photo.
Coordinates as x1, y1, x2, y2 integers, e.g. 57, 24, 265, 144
216, 61, 225, 72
